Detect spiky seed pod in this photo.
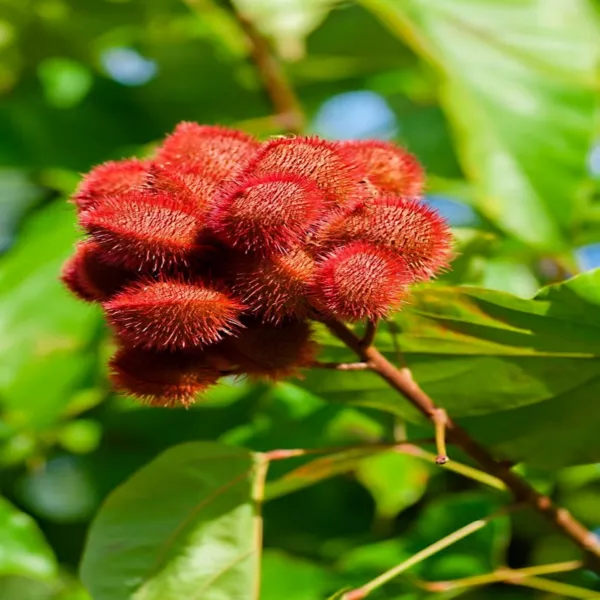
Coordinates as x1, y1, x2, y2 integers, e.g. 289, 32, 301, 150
314, 196, 452, 280
143, 163, 220, 215
154, 122, 260, 179
61, 241, 133, 302
80, 190, 207, 271
340, 140, 424, 197
109, 346, 222, 407
232, 247, 314, 323
244, 136, 365, 206
227, 319, 318, 380
72, 158, 148, 213
311, 242, 413, 321
209, 173, 325, 254
104, 279, 244, 350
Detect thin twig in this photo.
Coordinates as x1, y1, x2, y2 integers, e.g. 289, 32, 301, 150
311, 361, 370, 371
360, 319, 378, 349
421, 560, 583, 591
509, 575, 600, 599
343, 507, 517, 599
219, 0, 304, 134
432, 408, 449, 464
399, 444, 506, 491
264, 439, 434, 462
322, 316, 600, 573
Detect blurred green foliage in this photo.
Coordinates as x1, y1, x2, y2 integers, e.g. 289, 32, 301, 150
1, 0, 600, 598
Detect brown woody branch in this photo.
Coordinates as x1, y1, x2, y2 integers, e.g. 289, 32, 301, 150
323, 317, 600, 572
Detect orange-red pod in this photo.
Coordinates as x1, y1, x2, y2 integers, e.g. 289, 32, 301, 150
154, 123, 260, 179
72, 158, 148, 213
104, 279, 244, 350
143, 163, 220, 215
209, 173, 324, 254
228, 319, 318, 380
340, 140, 424, 197
244, 136, 364, 206
311, 242, 413, 321
80, 190, 206, 271
110, 345, 221, 407
231, 247, 314, 323
314, 196, 452, 281
61, 240, 133, 302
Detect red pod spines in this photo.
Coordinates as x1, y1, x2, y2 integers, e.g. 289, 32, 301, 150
104, 279, 245, 350
72, 158, 148, 213
209, 173, 325, 254
243, 136, 366, 206
310, 241, 414, 321
80, 189, 207, 271
143, 163, 220, 216
109, 345, 222, 407
61, 240, 134, 302
313, 195, 453, 281
339, 140, 424, 197
154, 123, 260, 179
231, 247, 315, 323
227, 319, 318, 380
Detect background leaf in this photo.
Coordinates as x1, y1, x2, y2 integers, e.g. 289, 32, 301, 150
0, 496, 57, 580
80, 442, 264, 600
360, 0, 599, 251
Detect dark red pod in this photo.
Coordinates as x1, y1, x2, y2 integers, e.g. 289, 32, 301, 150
143, 163, 220, 216
311, 241, 413, 321
61, 240, 134, 302
104, 279, 244, 350
231, 247, 315, 323
110, 345, 222, 407
154, 122, 260, 180
340, 140, 424, 197
80, 189, 207, 271
244, 136, 365, 206
314, 195, 452, 281
227, 319, 318, 380
209, 173, 324, 254
72, 158, 148, 213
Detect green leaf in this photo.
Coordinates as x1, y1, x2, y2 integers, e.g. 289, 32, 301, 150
356, 451, 430, 520
0, 202, 100, 429
360, 0, 598, 251
304, 269, 600, 467
260, 550, 331, 600
80, 442, 265, 600
0, 497, 57, 579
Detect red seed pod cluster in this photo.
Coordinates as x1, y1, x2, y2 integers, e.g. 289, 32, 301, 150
62, 123, 452, 407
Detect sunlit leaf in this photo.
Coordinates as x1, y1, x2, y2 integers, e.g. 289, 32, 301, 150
80, 442, 265, 600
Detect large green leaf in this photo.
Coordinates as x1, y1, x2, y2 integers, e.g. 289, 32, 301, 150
303, 269, 600, 467
0, 202, 100, 429
0, 497, 57, 580
360, 0, 599, 251
80, 442, 265, 600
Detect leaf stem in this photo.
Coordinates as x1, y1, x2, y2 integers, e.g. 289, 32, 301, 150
343, 507, 514, 599
399, 444, 505, 491
323, 316, 600, 573
311, 361, 370, 371
422, 560, 583, 591
511, 575, 600, 599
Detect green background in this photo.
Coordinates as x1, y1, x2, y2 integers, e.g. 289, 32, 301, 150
1, 0, 600, 598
